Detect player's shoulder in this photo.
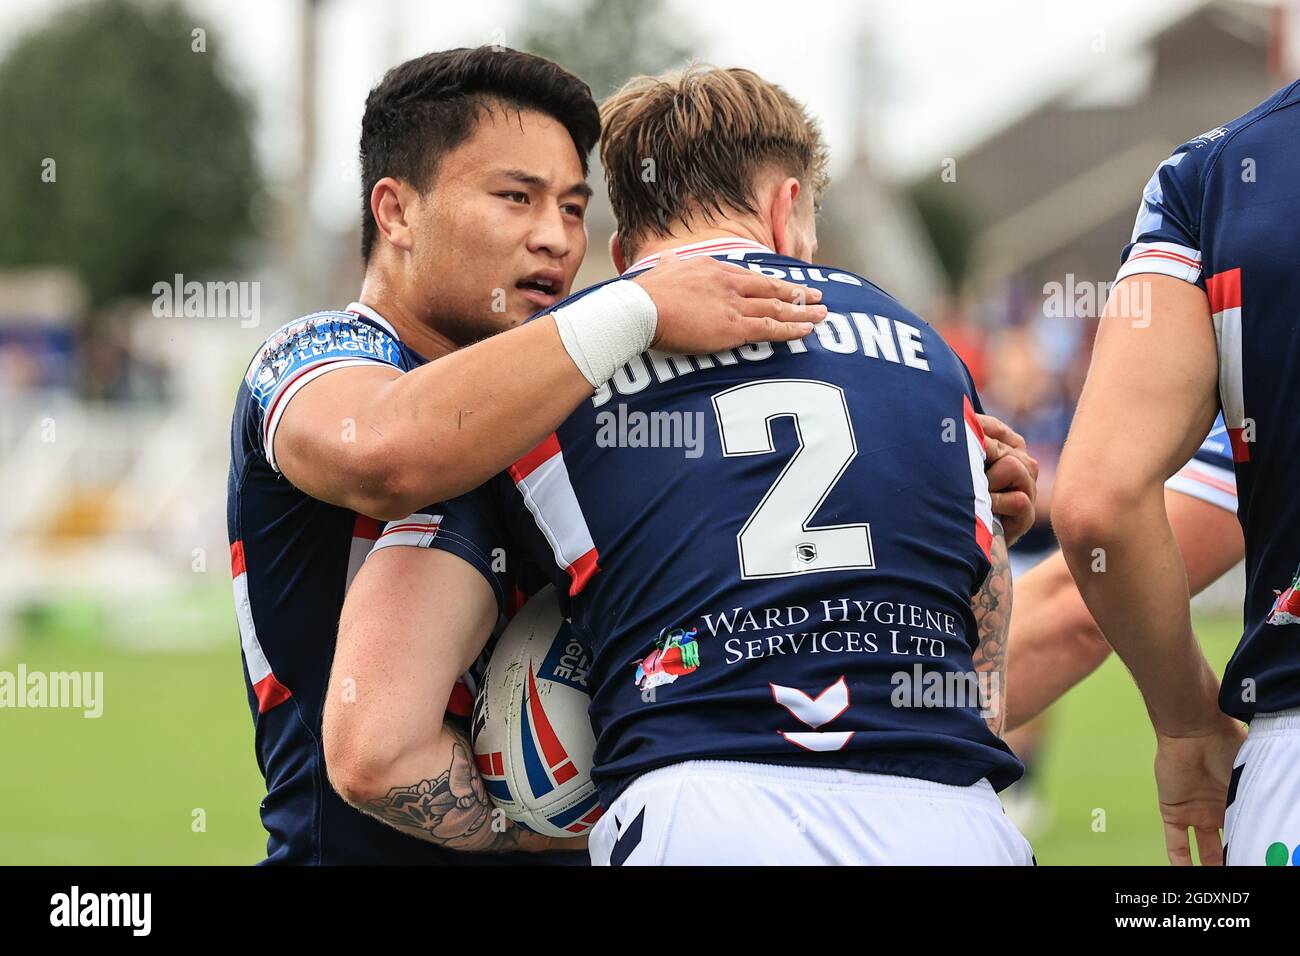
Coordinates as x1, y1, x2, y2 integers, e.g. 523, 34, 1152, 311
1167, 80, 1300, 180
241, 308, 404, 403
762, 254, 940, 333
758, 253, 973, 381
541, 254, 902, 315
1210, 79, 1300, 144
750, 253, 895, 299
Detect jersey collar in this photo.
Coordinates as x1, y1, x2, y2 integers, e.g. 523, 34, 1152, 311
346, 300, 401, 341
622, 237, 775, 275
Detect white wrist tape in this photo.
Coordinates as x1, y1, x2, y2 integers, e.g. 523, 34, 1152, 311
553, 279, 658, 388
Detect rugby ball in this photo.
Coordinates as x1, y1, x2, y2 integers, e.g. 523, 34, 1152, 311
471, 585, 603, 838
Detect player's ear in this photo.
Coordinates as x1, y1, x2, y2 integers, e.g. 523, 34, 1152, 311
770, 176, 801, 258
609, 231, 628, 273
370, 177, 415, 253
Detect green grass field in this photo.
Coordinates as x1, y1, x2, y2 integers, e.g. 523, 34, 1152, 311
0, 587, 268, 865
1018, 612, 1240, 865
0, 603, 1242, 865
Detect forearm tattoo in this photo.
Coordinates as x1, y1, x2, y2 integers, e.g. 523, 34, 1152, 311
971, 533, 1011, 736
361, 727, 525, 853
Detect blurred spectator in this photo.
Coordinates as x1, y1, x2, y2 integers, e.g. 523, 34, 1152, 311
929, 295, 988, 390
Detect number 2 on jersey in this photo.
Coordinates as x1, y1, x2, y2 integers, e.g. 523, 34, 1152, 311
712, 379, 874, 579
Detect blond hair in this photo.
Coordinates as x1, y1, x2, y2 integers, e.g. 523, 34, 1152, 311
600, 65, 829, 260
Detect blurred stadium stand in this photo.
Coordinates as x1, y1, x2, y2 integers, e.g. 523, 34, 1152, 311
0, 266, 273, 646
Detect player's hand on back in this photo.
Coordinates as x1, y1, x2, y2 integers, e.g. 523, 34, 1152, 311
978, 413, 1039, 547
632, 250, 827, 352
1153, 716, 1246, 866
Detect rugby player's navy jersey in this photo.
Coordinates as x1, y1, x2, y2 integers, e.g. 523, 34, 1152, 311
1117, 80, 1300, 720
400, 238, 1023, 807
227, 302, 583, 865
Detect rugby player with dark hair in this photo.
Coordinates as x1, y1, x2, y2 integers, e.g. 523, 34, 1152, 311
229, 46, 830, 865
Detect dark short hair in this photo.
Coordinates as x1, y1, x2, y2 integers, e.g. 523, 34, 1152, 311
358, 46, 600, 260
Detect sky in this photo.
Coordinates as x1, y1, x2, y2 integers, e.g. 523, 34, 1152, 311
0, 0, 1242, 230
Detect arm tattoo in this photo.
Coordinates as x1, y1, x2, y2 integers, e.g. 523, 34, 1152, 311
971, 530, 1011, 737
361, 726, 528, 853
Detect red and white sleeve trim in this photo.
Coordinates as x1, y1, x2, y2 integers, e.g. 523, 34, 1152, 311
368, 512, 445, 553
1115, 240, 1202, 285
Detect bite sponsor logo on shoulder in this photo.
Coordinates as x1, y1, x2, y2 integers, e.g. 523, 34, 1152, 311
1193, 126, 1229, 147
50, 886, 151, 936
634, 626, 701, 692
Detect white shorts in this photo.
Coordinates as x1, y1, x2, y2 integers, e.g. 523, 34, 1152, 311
588, 760, 1034, 866
1226, 708, 1300, 866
